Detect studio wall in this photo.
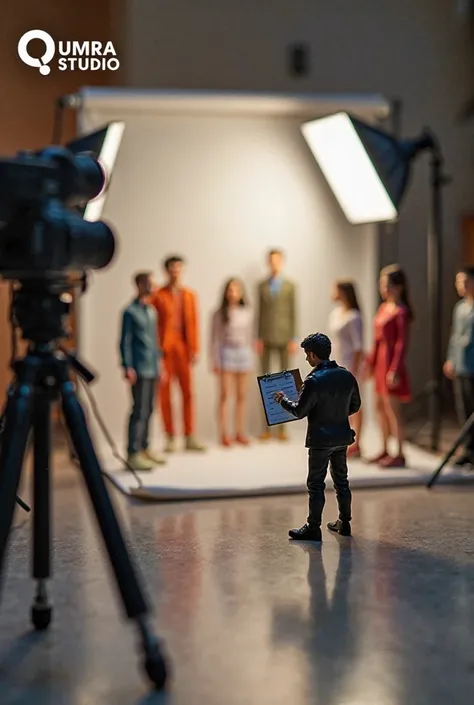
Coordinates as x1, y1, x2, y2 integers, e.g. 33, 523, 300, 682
79, 97, 377, 447
0, 0, 121, 401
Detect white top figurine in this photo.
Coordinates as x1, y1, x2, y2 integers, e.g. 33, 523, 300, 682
210, 306, 253, 366
329, 306, 363, 372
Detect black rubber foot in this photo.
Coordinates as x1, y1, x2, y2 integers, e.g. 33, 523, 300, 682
144, 645, 168, 690
31, 605, 52, 631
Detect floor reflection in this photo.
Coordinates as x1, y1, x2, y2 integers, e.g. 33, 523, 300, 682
272, 542, 358, 705
1, 477, 474, 704
156, 514, 203, 633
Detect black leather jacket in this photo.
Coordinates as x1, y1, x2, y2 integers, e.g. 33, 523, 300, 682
281, 360, 361, 448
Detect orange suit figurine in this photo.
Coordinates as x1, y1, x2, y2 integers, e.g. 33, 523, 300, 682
150, 255, 206, 453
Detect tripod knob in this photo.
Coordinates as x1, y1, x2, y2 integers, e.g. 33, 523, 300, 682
143, 646, 168, 690
31, 604, 52, 631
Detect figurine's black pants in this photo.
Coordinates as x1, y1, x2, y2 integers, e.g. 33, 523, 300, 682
307, 446, 352, 527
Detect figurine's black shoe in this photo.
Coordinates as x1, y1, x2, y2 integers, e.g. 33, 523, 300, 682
289, 524, 322, 541
327, 520, 351, 537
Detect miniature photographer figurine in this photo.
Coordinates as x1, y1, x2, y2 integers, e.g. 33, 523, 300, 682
273, 332, 361, 541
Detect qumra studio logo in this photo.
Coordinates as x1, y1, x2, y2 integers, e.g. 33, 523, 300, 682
17, 30, 120, 75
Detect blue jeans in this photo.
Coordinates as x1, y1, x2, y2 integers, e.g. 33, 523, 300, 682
127, 378, 156, 455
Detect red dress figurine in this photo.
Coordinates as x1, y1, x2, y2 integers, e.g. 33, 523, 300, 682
368, 303, 411, 401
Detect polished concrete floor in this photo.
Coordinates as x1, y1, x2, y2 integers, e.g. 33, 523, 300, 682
1, 464, 474, 705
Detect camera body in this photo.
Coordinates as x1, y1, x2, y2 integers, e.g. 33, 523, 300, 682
0, 146, 115, 280
0, 144, 116, 345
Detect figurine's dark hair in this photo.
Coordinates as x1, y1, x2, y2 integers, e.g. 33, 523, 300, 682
459, 265, 474, 280
268, 248, 284, 258
380, 263, 414, 322
134, 271, 152, 287
219, 278, 247, 325
301, 332, 331, 360
163, 255, 184, 270
335, 280, 360, 311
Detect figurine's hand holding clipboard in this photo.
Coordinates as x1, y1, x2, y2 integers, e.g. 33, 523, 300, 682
257, 369, 303, 427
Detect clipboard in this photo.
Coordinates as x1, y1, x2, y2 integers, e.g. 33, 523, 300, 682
257, 369, 304, 427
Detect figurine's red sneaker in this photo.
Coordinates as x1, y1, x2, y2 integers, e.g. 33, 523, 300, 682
347, 444, 361, 459
380, 454, 406, 468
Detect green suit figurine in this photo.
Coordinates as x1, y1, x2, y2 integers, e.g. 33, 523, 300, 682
257, 249, 298, 440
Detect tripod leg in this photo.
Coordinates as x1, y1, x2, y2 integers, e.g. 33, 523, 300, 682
60, 378, 168, 689
427, 411, 474, 488
0, 375, 35, 583
1, 384, 31, 513
31, 392, 53, 630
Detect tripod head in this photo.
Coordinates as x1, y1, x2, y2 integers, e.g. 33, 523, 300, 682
12, 278, 75, 345
10, 277, 96, 384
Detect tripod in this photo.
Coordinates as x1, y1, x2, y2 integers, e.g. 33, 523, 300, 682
0, 341, 168, 689
427, 411, 474, 488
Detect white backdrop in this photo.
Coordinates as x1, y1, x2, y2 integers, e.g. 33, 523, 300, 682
78, 90, 381, 449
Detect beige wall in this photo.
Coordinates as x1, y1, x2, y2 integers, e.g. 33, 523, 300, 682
118, 0, 474, 394
0, 0, 119, 400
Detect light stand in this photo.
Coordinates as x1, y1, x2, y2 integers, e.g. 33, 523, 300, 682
403, 133, 450, 452
301, 113, 450, 452
427, 138, 450, 450
427, 410, 474, 488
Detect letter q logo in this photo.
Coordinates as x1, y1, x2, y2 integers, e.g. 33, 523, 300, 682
18, 30, 55, 75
